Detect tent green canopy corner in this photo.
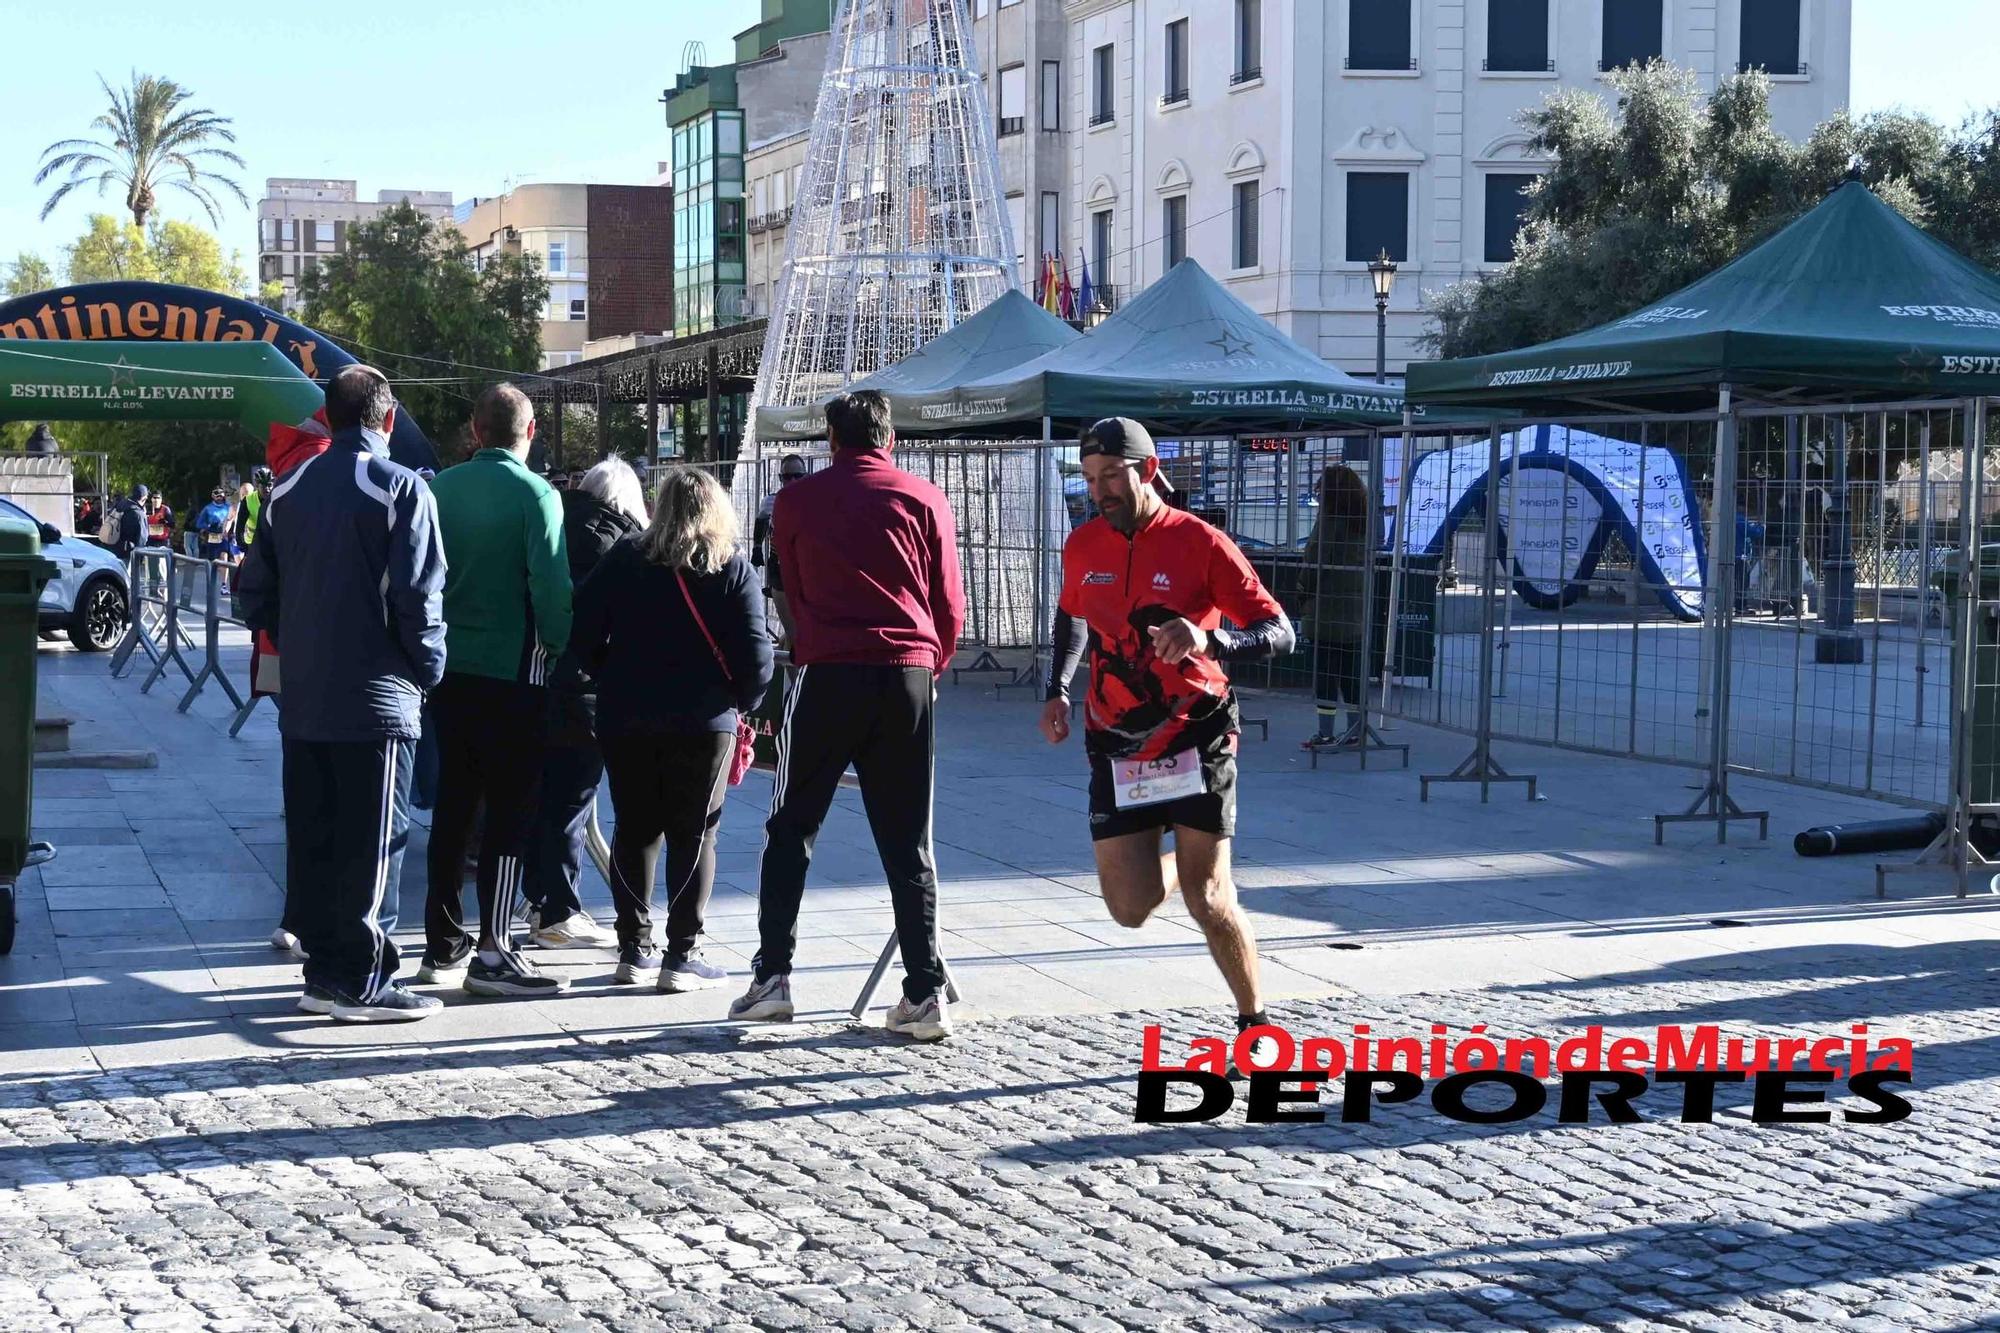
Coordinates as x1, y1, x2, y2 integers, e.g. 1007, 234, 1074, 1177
0, 339, 323, 436
895, 259, 1411, 437
752, 289, 1081, 443
1406, 181, 2000, 412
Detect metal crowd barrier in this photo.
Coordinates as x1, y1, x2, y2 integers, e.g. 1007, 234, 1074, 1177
107, 548, 249, 718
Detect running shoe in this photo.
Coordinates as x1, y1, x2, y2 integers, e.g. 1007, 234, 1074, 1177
612, 942, 661, 986
297, 983, 335, 1015
464, 953, 571, 998
530, 909, 613, 949
270, 927, 307, 960
329, 983, 442, 1024
884, 992, 952, 1042
1229, 1033, 1284, 1081
658, 951, 728, 994
416, 953, 470, 985
727, 973, 793, 1022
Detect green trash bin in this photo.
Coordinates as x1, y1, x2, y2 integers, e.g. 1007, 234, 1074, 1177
1933, 545, 2000, 806
0, 516, 60, 954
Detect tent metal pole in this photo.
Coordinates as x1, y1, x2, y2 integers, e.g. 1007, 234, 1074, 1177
1421, 423, 1535, 802
1381, 412, 1414, 716
1628, 423, 1648, 756
1654, 383, 1767, 843
1879, 396, 1997, 897
1915, 414, 1933, 729
1494, 429, 1522, 701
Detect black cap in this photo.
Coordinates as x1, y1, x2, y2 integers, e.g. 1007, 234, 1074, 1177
1079, 416, 1156, 462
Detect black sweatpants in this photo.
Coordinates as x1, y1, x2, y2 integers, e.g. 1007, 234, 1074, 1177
282, 736, 413, 999
524, 691, 599, 925
600, 730, 733, 956
755, 664, 945, 1003
1313, 641, 1365, 728
424, 672, 547, 963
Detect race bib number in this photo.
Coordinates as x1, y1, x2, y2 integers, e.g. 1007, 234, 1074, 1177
1112, 747, 1205, 809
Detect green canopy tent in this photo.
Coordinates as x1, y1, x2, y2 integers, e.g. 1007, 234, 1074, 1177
751, 289, 1080, 443
890, 259, 1409, 438
0, 339, 323, 435
1406, 180, 2000, 411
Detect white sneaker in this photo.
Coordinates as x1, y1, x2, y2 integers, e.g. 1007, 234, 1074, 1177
884, 992, 952, 1042
658, 951, 729, 994
529, 909, 613, 949
416, 954, 470, 985
727, 974, 793, 1022
269, 927, 307, 960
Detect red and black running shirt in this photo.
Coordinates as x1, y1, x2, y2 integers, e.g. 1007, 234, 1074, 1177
1058, 506, 1285, 760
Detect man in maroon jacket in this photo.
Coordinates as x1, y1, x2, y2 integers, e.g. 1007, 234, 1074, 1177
731, 389, 966, 1040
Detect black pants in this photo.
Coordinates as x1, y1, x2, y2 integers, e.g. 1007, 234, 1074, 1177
600, 730, 732, 955
282, 736, 413, 998
1313, 641, 1365, 730
755, 664, 944, 1002
424, 672, 546, 962
524, 692, 599, 924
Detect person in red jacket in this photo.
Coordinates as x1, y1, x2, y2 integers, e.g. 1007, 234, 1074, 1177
730, 389, 965, 1040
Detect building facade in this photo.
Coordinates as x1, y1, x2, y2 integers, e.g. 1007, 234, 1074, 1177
256, 179, 453, 313
968, 0, 1075, 298
453, 184, 674, 370
1064, 0, 1852, 374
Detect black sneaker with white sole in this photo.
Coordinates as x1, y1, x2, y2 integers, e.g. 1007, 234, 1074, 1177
612, 942, 661, 986
297, 983, 336, 1015
464, 953, 571, 998
328, 983, 443, 1024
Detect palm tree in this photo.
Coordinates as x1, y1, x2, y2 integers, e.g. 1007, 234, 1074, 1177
35, 73, 247, 231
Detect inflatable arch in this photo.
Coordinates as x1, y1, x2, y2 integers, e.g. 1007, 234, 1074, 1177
0, 340, 324, 441
0, 282, 436, 469
1394, 424, 1708, 621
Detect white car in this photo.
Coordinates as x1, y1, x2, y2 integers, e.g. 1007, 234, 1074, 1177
2, 496, 130, 651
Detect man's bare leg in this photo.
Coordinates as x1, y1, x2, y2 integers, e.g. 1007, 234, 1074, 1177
1092, 830, 1172, 927
1170, 828, 1261, 1016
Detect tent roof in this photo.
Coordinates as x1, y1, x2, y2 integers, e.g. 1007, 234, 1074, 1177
890, 259, 1412, 437
751, 290, 1079, 442
1406, 181, 2000, 412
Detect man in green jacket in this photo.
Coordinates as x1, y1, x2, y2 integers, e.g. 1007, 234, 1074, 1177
419, 383, 575, 998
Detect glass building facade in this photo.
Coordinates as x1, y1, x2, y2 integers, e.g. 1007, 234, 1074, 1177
668, 71, 747, 337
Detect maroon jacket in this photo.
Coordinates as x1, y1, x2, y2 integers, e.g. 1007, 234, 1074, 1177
773, 448, 965, 674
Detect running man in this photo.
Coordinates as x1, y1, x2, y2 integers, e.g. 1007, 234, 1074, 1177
1039, 418, 1294, 1055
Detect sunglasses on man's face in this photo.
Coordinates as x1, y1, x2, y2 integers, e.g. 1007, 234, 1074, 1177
781, 472, 806, 483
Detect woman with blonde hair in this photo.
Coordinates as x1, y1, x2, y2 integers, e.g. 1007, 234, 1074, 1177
521, 456, 651, 949
570, 466, 774, 990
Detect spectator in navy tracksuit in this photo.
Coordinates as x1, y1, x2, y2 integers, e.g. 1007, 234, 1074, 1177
235, 365, 449, 1024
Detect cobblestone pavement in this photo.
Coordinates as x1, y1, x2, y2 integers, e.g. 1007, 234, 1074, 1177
0, 961, 1995, 1332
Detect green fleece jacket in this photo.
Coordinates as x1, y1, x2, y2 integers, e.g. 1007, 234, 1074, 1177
428, 449, 572, 684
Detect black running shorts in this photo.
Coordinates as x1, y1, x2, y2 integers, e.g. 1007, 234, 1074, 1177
1086, 732, 1238, 842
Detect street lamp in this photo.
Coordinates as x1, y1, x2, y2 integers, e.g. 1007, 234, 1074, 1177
1084, 296, 1111, 329
1368, 248, 1399, 384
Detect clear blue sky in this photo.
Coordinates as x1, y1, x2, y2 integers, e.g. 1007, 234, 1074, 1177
0, 0, 1991, 272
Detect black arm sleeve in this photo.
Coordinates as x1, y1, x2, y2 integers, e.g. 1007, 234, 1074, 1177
1045, 609, 1087, 702
1210, 614, 1296, 663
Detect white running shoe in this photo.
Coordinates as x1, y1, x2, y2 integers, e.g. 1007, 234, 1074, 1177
658, 951, 729, 994
529, 910, 613, 949
269, 927, 307, 960
884, 992, 952, 1042
727, 974, 793, 1022
415, 954, 470, 985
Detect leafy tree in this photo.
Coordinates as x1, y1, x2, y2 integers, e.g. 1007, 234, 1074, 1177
3, 253, 53, 298
548, 403, 653, 472
298, 202, 547, 454
62, 214, 250, 293
257, 279, 285, 309
65, 215, 156, 282
35, 72, 246, 230
1425, 63, 2000, 359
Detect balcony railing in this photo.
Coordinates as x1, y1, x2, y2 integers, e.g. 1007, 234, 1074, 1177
1737, 59, 1809, 76
1088, 109, 1114, 128
1344, 56, 1418, 70
1159, 88, 1189, 108
998, 116, 1024, 136
1230, 66, 1262, 85
1481, 57, 1555, 71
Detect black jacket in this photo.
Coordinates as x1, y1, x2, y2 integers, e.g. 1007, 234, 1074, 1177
571, 541, 774, 736
111, 499, 144, 559
563, 490, 643, 583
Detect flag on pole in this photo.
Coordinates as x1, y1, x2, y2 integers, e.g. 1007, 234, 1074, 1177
1057, 252, 1076, 320
1042, 254, 1063, 314
1075, 249, 1095, 322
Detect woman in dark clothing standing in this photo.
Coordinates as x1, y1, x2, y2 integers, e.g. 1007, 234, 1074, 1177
521, 458, 648, 949
1298, 464, 1373, 748
571, 466, 774, 990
